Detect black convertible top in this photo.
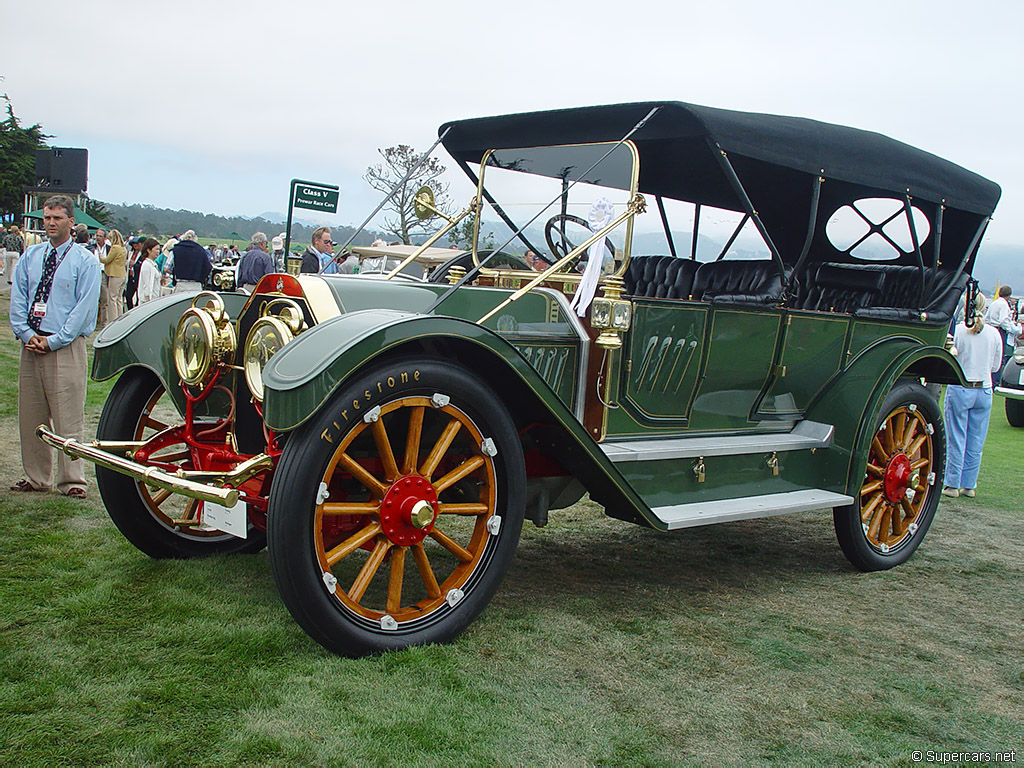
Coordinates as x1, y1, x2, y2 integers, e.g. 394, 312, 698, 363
439, 101, 1000, 217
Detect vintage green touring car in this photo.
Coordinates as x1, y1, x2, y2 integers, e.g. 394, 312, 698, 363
43, 102, 1001, 656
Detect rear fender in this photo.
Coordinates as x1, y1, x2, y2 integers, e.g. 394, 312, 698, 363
805, 340, 965, 498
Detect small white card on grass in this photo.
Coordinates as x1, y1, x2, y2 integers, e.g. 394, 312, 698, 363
203, 498, 248, 539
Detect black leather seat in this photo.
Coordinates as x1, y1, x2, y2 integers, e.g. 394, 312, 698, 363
691, 260, 787, 305
625, 255, 701, 299
792, 261, 963, 323
793, 262, 885, 313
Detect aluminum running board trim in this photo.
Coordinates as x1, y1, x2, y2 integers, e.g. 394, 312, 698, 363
600, 420, 834, 463
653, 489, 854, 530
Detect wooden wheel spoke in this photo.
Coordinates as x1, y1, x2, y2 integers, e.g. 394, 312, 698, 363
321, 501, 380, 516
144, 416, 170, 431
871, 436, 889, 465
371, 419, 399, 482
866, 463, 885, 478
419, 418, 462, 479
900, 418, 919, 452
881, 421, 895, 455
438, 503, 489, 516
386, 547, 406, 614
412, 543, 442, 599
338, 453, 389, 498
434, 456, 485, 494
402, 406, 425, 475
907, 435, 928, 457
347, 537, 392, 604
326, 521, 382, 566
910, 458, 930, 471
891, 504, 904, 537
899, 497, 916, 523
148, 487, 173, 506
894, 411, 907, 447
860, 492, 885, 525
873, 508, 891, 543
861, 479, 882, 497
429, 525, 473, 563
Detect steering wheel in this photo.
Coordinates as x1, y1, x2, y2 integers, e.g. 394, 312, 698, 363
427, 250, 529, 284
544, 214, 616, 268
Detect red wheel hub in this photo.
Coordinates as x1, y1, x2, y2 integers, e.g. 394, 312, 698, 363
380, 475, 438, 545
883, 453, 912, 503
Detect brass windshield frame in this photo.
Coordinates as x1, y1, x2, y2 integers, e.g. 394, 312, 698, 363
471, 140, 641, 279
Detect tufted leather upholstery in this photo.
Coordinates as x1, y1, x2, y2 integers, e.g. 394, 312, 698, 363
624, 255, 701, 299
691, 260, 787, 305
791, 262, 964, 323
793, 262, 886, 313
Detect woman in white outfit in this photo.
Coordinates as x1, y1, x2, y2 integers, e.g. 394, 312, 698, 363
942, 291, 1004, 498
137, 238, 163, 303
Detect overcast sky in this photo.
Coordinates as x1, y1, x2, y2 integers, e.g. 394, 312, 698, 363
4, 0, 1022, 246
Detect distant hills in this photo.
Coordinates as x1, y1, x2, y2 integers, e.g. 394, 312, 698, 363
102, 202, 384, 249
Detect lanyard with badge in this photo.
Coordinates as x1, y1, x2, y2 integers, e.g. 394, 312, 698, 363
31, 241, 73, 325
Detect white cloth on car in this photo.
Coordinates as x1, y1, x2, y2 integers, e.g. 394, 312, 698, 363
571, 198, 615, 317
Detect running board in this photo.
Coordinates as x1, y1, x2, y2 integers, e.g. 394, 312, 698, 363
652, 489, 854, 530
600, 420, 834, 464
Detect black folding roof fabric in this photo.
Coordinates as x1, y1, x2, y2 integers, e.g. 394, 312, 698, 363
439, 102, 1000, 217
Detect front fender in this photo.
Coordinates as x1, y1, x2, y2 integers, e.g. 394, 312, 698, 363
263, 309, 569, 431
92, 291, 248, 415
261, 309, 662, 529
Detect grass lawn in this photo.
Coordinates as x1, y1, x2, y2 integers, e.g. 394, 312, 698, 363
0, 289, 1021, 766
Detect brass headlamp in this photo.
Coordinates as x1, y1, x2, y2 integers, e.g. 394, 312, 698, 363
173, 292, 237, 386
244, 299, 306, 401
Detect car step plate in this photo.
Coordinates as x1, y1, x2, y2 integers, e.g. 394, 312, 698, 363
652, 489, 854, 530
600, 421, 834, 463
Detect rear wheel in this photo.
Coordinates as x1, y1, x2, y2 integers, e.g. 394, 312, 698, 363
268, 359, 525, 656
96, 368, 266, 558
1005, 397, 1024, 427
834, 381, 943, 571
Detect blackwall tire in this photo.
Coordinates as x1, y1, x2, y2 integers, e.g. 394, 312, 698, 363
1005, 397, 1024, 428
267, 358, 526, 657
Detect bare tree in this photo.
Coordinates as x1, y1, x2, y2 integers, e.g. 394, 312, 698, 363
364, 145, 455, 244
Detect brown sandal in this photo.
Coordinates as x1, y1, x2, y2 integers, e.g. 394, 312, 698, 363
63, 487, 87, 499
10, 479, 45, 492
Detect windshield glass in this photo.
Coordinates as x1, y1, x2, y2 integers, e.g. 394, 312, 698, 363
472, 141, 639, 273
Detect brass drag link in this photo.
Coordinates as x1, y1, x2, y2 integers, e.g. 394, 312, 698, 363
35, 425, 240, 506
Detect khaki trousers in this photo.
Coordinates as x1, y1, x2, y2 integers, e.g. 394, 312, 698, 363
18, 336, 88, 493
3, 250, 17, 280
100, 274, 126, 326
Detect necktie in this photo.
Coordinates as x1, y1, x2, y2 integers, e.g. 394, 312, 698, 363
28, 247, 59, 332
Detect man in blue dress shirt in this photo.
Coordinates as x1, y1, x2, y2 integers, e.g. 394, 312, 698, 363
9, 195, 101, 497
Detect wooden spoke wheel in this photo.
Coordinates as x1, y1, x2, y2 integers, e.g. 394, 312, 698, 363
95, 368, 266, 558
268, 359, 525, 657
834, 381, 944, 571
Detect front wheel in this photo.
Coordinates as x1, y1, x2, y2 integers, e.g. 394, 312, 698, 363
267, 359, 526, 656
95, 368, 266, 558
834, 381, 944, 571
